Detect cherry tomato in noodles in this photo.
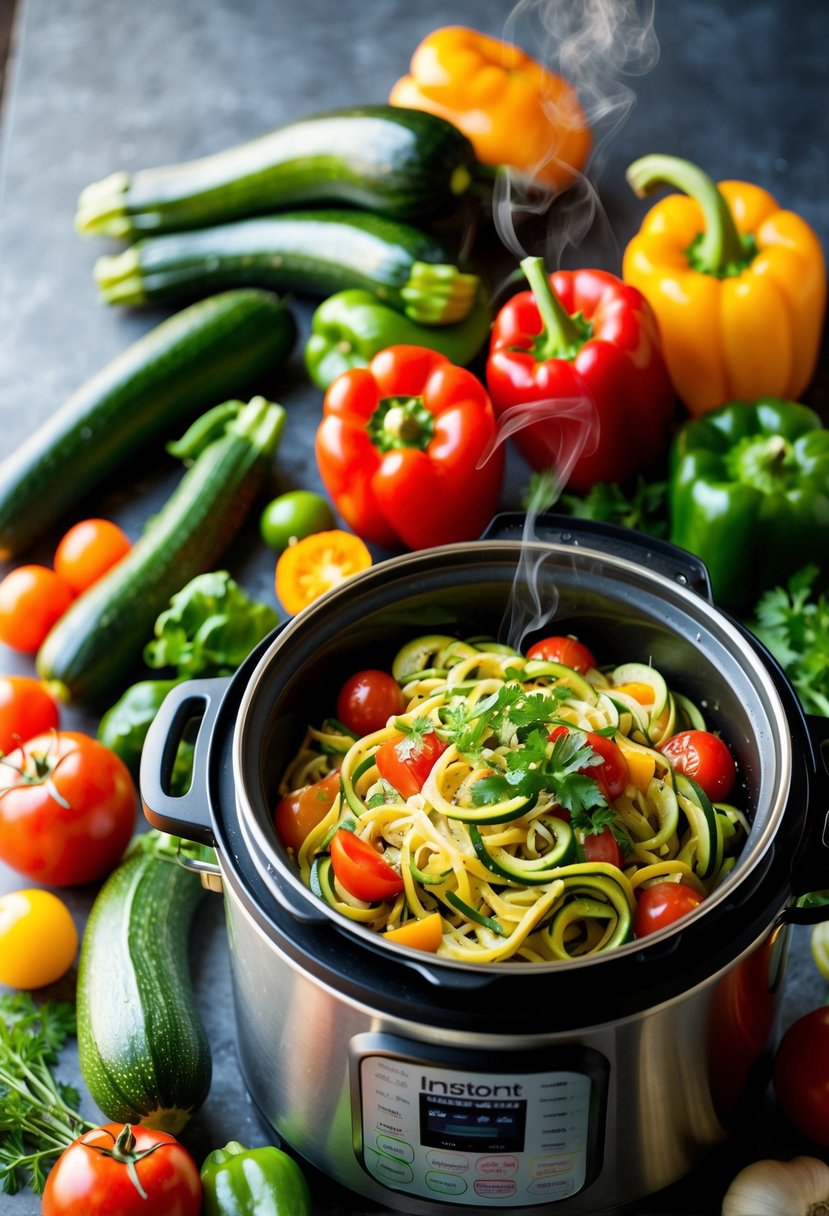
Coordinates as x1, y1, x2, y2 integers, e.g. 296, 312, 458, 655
660, 729, 736, 801
330, 829, 404, 902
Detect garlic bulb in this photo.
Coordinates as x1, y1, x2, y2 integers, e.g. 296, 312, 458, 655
722, 1156, 829, 1215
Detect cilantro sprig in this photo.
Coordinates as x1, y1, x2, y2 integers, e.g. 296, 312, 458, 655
471, 726, 606, 816
440, 683, 568, 757
751, 564, 829, 717
0, 994, 95, 1194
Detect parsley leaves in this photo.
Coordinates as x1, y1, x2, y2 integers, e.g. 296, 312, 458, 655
751, 564, 829, 718
471, 726, 606, 817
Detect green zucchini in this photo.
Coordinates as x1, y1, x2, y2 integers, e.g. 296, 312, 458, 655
36, 396, 284, 704
76, 106, 479, 238
94, 210, 480, 324
0, 289, 295, 559
77, 831, 212, 1135
469, 818, 576, 884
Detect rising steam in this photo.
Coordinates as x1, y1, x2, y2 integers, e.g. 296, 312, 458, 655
495, 0, 660, 264
490, 1, 660, 648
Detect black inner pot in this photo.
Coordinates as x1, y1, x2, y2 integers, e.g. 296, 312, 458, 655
221, 532, 808, 1028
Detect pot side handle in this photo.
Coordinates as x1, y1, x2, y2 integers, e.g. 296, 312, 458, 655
789, 714, 829, 900
480, 511, 713, 600
140, 677, 229, 846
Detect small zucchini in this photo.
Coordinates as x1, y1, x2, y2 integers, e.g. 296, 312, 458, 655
76, 106, 479, 238
0, 289, 295, 559
94, 209, 480, 324
36, 396, 285, 704
77, 831, 212, 1135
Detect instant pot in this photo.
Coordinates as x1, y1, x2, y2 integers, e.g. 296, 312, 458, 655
142, 516, 829, 1214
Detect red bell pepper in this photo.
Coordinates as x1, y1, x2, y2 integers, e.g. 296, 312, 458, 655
485, 257, 675, 493
315, 345, 504, 550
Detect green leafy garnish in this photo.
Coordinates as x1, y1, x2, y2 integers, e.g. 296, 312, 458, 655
751, 564, 829, 717
471, 727, 606, 815
144, 570, 278, 677
0, 994, 95, 1195
559, 476, 668, 538
441, 684, 569, 756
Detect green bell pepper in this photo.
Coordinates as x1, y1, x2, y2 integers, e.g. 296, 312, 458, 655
305, 287, 492, 389
201, 1140, 312, 1216
668, 397, 829, 609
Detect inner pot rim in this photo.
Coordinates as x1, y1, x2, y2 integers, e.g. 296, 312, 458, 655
231, 537, 793, 975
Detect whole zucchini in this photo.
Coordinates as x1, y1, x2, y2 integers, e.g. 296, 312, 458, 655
75, 106, 479, 237
95, 209, 479, 325
77, 831, 212, 1135
36, 396, 284, 703
0, 289, 295, 559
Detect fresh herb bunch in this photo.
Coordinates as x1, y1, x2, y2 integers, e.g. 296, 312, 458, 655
751, 564, 829, 717
521, 468, 668, 537
0, 993, 94, 1194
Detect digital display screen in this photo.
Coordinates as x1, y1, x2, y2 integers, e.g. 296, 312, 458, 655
419, 1092, 527, 1153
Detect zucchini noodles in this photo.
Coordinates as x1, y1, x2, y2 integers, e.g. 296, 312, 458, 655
275, 634, 747, 964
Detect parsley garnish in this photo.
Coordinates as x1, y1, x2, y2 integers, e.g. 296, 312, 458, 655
392, 715, 435, 758
751, 564, 829, 717
441, 684, 569, 756
471, 727, 606, 815
0, 994, 95, 1194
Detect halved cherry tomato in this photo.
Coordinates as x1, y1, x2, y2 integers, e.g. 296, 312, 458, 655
0, 675, 60, 753
0, 888, 78, 988
275, 529, 372, 615
375, 729, 448, 799
549, 726, 629, 801
0, 565, 74, 653
329, 829, 404, 902
634, 881, 704, 938
582, 825, 623, 869
274, 770, 340, 854
0, 731, 136, 886
526, 635, 596, 673
42, 1123, 202, 1216
660, 729, 736, 801
54, 518, 132, 593
336, 669, 406, 736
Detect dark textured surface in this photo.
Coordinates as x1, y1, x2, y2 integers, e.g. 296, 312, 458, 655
0, 1, 827, 1212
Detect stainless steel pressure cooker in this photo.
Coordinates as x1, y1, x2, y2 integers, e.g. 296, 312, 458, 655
141, 516, 829, 1215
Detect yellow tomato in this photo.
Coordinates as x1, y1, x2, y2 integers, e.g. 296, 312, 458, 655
0, 889, 78, 988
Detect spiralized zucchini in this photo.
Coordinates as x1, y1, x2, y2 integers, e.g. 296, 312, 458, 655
275, 635, 746, 964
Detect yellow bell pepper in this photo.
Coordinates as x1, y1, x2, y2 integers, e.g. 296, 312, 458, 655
622, 154, 826, 417
389, 26, 591, 192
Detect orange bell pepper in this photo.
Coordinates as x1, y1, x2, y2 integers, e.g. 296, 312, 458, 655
389, 26, 591, 192
622, 154, 826, 416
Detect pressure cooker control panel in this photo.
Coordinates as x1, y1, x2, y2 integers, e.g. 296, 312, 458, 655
350, 1034, 609, 1207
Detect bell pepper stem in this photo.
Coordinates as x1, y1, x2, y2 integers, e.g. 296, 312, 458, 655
626, 154, 746, 277
520, 256, 583, 358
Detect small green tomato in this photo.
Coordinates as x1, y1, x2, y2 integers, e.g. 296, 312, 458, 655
260, 490, 336, 551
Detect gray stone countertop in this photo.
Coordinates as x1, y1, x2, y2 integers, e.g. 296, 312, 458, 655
0, 0, 827, 1213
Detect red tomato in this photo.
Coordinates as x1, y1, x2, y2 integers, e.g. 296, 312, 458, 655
549, 726, 629, 801
274, 770, 340, 853
330, 829, 404, 902
42, 1122, 201, 1216
583, 825, 623, 868
634, 881, 704, 938
0, 675, 60, 753
54, 518, 132, 593
0, 565, 74, 653
375, 730, 447, 799
0, 731, 136, 886
773, 1006, 829, 1147
660, 729, 736, 801
526, 635, 596, 673
336, 669, 406, 736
